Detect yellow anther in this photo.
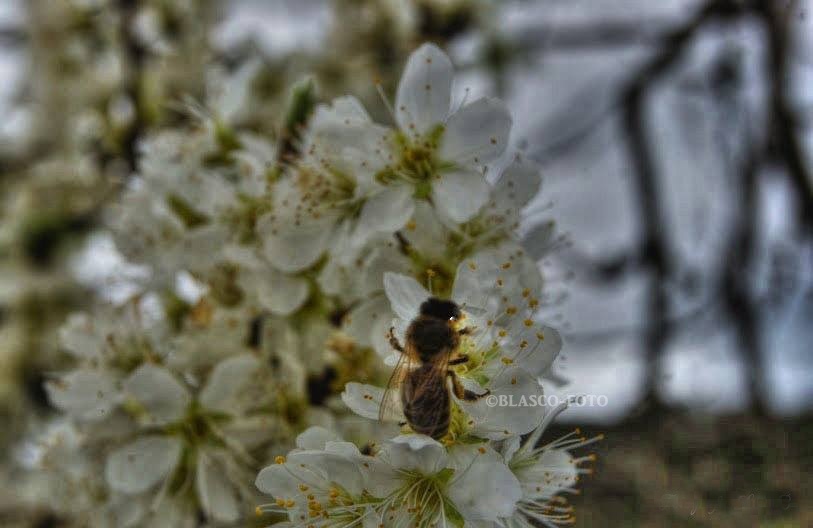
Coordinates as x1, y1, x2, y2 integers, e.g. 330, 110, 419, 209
276, 498, 286, 507
536, 332, 545, 340
523, 319, 533, 327
299, 484, 309, 492
468, 262, 477, 270
275, 455, 286, 464
501, 261, 512, 269
498, 330, 507, 337
501, 357, 514, 365
506, 306, 517, 315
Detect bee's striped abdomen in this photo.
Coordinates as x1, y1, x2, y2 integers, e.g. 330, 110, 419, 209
401, 365, 450, 440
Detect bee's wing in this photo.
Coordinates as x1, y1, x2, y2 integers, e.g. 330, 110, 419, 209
407, 347, 453, 423
378, 351, 411, 422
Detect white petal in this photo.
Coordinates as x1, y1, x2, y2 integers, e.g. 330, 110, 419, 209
357, 245, 413, 298
432, 169, 489, 223
255, 464, 298, 498
521, 220, 557, 261
313, 95, 371, 126
106, 436, 182, 494
383, 272, 430, 322
451, 252, 504, 312
292, 450, 366, 496
395, 43, 453, 134
324, 441, 361, 457
356, 185, 415, 241
493, 158, 541, 209
400, 201, 447, 260
515, 448, 577, 499
440, 97, 511, 167
58, 313, 104, 359
45, 369, 118, 421
507, 324, 562, 378
254, 269, 310, 316
199, 354, 260, 414
258, 217, 333, 273
107, 493, 147, 527
461, 367, 546, 439
196, 452, 240, 523
123, 364, 190, 425
296, 426, 340, 450
343, 295, 393, 357
383, 435, 447, 475
341, 382, 401, 421
447, 444, 521, 520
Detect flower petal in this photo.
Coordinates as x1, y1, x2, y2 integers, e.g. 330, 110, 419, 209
254, 268, 310, 316
521, 220, 557, 261
460, 366, 546, 439
258, 216, 333, 273
343, 295, 393, 358
356, 185, 415, 241
199, 354, 260, 414
506, 324, 562, 379
395, 43, 453, 135
493, 158, 541, 209
106, 436, 182, 494
296, 426, 340, 450
123, 364, 190, 425
255, 464, 298, 498
45, 369, 118, 421
58, 313, 105, 359
440, 97, 511, 167
447, 444, 521, 521
515, 448, 578, 499
196, 452, 240, 523
432, 169, 489, 223
383, 435, 447, 475
341, 382, 404, 422
383, 272, 430, 322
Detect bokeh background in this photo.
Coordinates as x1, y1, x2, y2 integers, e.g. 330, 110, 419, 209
1, 1, 811, 526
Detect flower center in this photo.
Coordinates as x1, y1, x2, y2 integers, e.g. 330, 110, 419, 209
384, 468, 463, 528
376, 126, 452, 198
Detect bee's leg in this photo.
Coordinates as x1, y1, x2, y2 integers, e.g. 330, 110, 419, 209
458, 327, 473, 336
447, 370, 491, 401
388, 326, 404, 353
448, 354, 469, 365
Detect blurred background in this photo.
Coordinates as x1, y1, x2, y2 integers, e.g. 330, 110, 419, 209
1, 0, 811, 526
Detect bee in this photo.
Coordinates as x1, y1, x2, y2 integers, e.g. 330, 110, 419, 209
380, 297, 490, 439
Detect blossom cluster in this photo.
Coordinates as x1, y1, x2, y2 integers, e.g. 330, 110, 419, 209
32, 43, 593, 527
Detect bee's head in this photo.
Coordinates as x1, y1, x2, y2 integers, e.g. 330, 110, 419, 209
420, 297, 461, 321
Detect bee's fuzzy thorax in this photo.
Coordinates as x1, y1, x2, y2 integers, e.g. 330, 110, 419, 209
419, 297, 461, 320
